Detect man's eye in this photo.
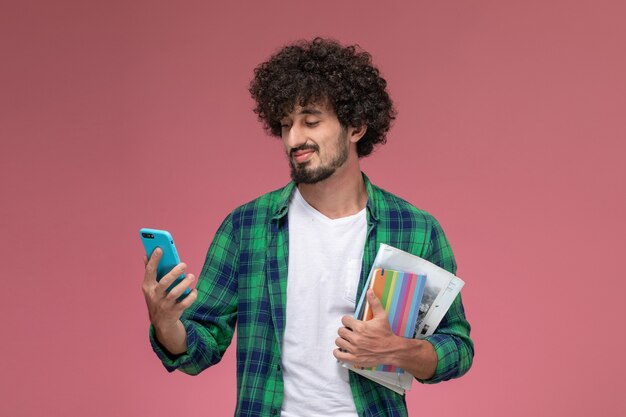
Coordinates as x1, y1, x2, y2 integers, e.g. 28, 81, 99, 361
280, 123, 291, 129
305, 121, 320, 127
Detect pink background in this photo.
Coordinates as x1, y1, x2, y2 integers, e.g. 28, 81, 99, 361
2, 1, 625, 416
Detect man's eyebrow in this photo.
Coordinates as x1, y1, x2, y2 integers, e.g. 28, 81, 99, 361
297, 108, 323, 116
280, 107, 324, 120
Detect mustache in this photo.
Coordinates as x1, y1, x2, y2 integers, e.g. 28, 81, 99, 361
289, 144, 319, 156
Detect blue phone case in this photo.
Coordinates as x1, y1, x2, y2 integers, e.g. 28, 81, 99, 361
140, 228, 191, 301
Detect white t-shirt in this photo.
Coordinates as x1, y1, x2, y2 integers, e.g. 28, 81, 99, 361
281, 187, 366, 417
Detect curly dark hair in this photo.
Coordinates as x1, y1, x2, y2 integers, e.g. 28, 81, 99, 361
249, 37, 396, 158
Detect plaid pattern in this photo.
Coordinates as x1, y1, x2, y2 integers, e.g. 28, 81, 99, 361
150, 174, 473, 416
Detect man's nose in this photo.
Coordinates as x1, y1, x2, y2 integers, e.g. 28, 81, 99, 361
283, 124, 307, 150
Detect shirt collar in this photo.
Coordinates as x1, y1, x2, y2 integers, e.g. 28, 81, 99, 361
271, 172, 379, 223
363, 173, 379, 224
271, 181, 295, 220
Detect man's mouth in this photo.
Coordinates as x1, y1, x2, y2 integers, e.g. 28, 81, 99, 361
291, 146, 317, 164
293, 149, 315, 163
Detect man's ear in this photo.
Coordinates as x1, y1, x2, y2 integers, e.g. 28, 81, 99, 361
349, 125, 367, 143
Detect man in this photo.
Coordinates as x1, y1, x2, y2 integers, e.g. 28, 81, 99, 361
142, 38, 473, 417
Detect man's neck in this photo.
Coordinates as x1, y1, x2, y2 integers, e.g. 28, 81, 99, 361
296, 160, 367, 220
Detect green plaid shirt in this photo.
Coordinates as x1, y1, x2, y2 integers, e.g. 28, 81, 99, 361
150, 174, 473, 417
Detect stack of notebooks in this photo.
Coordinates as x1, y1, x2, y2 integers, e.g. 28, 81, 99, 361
343, 244, 465, 394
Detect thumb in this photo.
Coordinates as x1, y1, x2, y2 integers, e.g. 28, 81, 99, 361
367, 289, 386, 318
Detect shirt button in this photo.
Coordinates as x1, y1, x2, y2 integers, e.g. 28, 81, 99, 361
277, 364, 281, 372
270, 409, 278, 416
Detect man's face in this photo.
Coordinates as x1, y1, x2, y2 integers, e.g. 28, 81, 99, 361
280, 103, 350, 184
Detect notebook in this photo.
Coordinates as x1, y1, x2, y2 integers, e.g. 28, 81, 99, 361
360, 267, 427, 373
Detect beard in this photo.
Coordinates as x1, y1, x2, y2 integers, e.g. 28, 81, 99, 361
288, 131, 349, 184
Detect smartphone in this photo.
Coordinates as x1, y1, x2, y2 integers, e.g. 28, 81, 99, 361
140, 228, 191, 301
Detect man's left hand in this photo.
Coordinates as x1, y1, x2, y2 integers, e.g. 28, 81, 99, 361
333, 289, 399, 368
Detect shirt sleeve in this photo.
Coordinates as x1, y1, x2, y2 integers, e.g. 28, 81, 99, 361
417, 218, 474, 384
149, 213, 240, 375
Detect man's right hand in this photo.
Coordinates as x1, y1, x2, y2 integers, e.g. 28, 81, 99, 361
142, 248, 198, 354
